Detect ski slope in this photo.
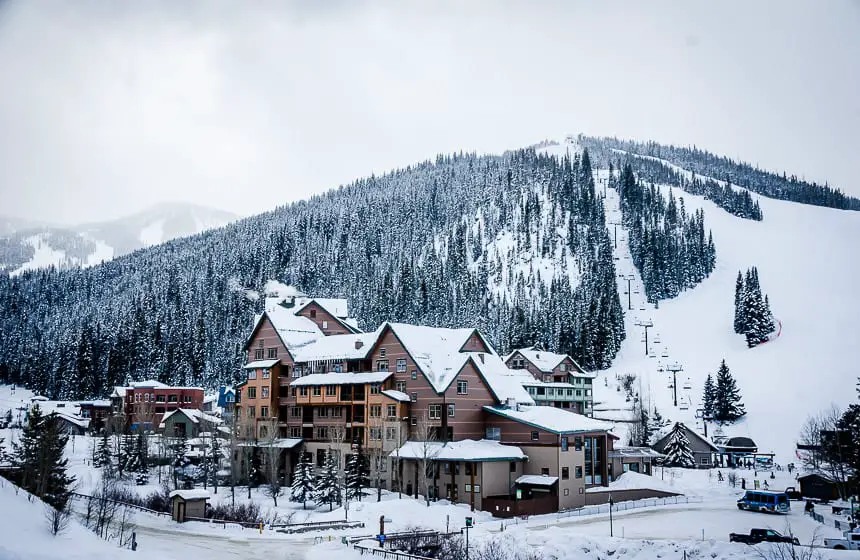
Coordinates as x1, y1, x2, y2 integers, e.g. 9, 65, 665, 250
595, 165, 860, 461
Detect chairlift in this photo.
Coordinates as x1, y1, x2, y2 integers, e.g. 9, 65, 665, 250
633, 290, 640, 295
639, 305, 646, 311
661, 350, 669, 358
679, 403, 690, 411
668, 382, 674, 389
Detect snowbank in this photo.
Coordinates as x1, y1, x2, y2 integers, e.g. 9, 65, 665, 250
587, 471, 680, 494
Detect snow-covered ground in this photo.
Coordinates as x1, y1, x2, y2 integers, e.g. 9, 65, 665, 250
590, 164, 860, 462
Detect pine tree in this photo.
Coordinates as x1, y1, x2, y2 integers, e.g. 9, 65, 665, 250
702, 374, 716, 419
314, 450, 342, 511
172, 436, 189, 489
94, 431, 113, 470
648, 407, 668, 440
345, 447, 370, 502
733, 271, 745, 334
290, 451, 316, 509
12, 407, 75, 509
661, 422, 696, 468
713, 359, 746, 422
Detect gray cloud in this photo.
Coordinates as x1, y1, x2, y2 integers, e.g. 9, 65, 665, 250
0, 1, 858, 224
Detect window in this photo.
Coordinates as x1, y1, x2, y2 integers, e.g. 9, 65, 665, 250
465, 462, 473, 475
299, 387, 308, 396
509, 461, 517, 473
254, 349, 264, 360
410, 392, 417, 403
333, 362, 343, 373
312, 386, 321, 397
541, 467, 550, 476
248, 370, 257, 380
564, 488, 570, 496
156, 395, 166, 403
370, 427, 382, 440
562, 467, 569, 480
448, 404, 456, 417
290, 407, 301, 418
290, 387, 297, 397
457, 380, 468, 395
322, 320, 328, 329
370, 405, 382, 418
168, 394, 179, 403
377, 360, 389, 372
259, 425, 268, 438
576, 390, 582, 397
260, 406, 269, 417
380, 348, 386, 357
396, 381, 406, 393
411, 370, 418, 380
144, 393, 149, 402
262, 368, 270, 379
248, 387, 257, 399
387, 404, 397, 418
318, 407, 329, 418
561, 437, 569, 451
370, 383, 381, 395
326, 385, 337, 396
574, 437, 582, 451
429, 404, 442, 420
396, 358, 407, 372
410, 416, 417, 426
267, 348, 278, 359
543, 375, 552, 383
247, 406, 255, 418
465, 484, 471, 493
290, 426, 301, 438
473, 484, 481, 494
700, 456, 709, 465
560, 363, 567, 372
531, 431, 539, 441
386, 427, 397, 440
575, 466, 582, 478
567, 389, 573, 396
310, 309, 317, 318
258, 339, 265, 348
261, 387, 269, 398
316, 426, 329, 440
486, 427, 501, 441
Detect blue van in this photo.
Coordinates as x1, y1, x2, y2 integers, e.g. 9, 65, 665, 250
737, 490, 790, 513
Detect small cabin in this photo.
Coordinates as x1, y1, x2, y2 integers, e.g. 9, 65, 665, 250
169, 490, 210, 522
798, 473, 840, 502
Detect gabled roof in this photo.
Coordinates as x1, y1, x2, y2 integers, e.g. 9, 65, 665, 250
243, 305, 325, 352
653, 423, 720, 452
505, 346, 587, 374
50, 412, 90, 429
159, 408, 222, 428
385, 323, 492, 393
290, 326, 382, 362
243, 359, 280, 369
483, 405, 614, 435
293, 298, 362, 334
169, 489, 210, 501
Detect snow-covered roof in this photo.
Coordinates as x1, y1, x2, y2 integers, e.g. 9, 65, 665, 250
159, 408, 222, 427
516, 475, 558, 486
111, 386, 126, 398
290, 371, 393, 386
387, 323, 493, 393
505, 347, 587, 374
381, 389, 411, 402
608, 446, 665, 459
203, 394, 218, 404
484, 405, 614, 434
468, 353, 535, 405
169, 489, 211, 501
29, 400, 81, 417
290, 327, 381, 362
586, 471, 681, 495
294, 297, 350, 320
50, 412, 90, 429
391, 439, 526, 461
128, 379, 168, 389
243, 359, 280, 369
79, 400, 111, 408
261, 305, 325, 350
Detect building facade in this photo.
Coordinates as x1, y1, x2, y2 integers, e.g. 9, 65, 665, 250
505, 347, 595, 416
111, 381, 205, 432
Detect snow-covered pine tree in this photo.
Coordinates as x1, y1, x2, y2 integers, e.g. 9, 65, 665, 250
120, 433, 136, 477
733, 271, 745, 334
661, 422, 696, 468
315, 450, 342, 511
290, 451, 316, 509
648, 407, 669, 441
702, 374, 716, 419
172, 436, 189, 489
94, 431, 113, 471
713, 359, 746, 422
345, 447, 370, 501
12, 407, 75, 508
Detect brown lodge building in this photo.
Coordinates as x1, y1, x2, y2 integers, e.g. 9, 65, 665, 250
234, 288, 645, 515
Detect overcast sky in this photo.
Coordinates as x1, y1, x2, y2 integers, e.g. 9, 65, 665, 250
1, 1, 858, 225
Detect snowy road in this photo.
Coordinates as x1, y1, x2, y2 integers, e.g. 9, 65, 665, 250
133, 524, 314, 560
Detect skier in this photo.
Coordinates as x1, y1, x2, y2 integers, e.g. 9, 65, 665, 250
741, 478, 746, 490
770, 471, 775, 479
717, 471, 724, 482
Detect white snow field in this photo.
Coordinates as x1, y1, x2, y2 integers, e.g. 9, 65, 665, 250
586, 161, 860, 462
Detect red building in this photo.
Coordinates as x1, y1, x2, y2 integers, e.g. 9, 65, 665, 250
111, 380, 204, 432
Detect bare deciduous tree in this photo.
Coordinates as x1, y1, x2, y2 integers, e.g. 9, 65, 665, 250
44, 501, 72, 536
414, 416, 440, 507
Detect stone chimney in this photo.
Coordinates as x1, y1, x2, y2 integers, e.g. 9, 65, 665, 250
355, 340, 364, 350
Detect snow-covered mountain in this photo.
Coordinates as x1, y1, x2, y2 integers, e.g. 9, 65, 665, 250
575, 145, 860, 463
0, 202, 239, 274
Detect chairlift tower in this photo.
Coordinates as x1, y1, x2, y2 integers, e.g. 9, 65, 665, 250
635, 319, 653, 356
623, 275, 635, 310
666, 362, 683, 407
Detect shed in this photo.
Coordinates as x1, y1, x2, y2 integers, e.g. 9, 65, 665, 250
169, 489, 210, 522
798, 473, 840, 501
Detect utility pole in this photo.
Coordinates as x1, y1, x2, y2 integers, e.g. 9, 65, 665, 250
635, 319, 653, 356
624, 276, 635, 310
666, 363, 683, 407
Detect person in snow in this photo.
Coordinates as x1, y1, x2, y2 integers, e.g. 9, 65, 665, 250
805, 500, 815, 514
741, 478, 746, 490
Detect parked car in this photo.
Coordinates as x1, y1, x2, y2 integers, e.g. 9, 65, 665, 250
737, 490, 791, 513
824, 530, 860, 550
784, 487, 802, 500
729, 529, 799, 545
